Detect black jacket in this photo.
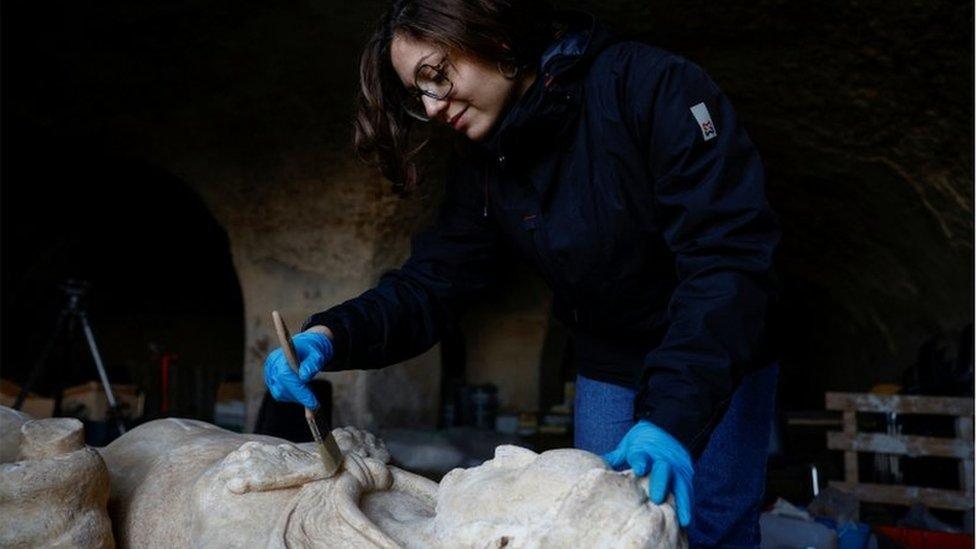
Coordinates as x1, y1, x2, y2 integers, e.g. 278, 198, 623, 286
305, 11, 780, 455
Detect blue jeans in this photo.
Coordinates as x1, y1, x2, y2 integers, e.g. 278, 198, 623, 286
574, 364, 778, 548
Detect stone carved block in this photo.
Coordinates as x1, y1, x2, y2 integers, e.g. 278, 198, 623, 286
0, 414, 114, 548
100, 418, 683, 548
0, 406, 31, 464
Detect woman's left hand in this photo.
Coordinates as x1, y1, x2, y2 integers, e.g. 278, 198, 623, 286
603, 420, 695, 527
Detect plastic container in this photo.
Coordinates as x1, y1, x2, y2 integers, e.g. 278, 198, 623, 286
760, 512, 837, 548
836, 521, 871, 549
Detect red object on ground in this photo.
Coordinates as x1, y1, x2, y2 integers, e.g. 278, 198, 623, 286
874, 526, 973, 549
160, 352, 179, 414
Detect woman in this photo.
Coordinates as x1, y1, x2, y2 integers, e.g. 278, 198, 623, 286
264, 1, 780, 546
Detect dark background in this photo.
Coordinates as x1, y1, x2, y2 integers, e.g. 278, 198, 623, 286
1, 0, 972, 482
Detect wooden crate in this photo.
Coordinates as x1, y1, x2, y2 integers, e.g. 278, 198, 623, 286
825, 392, 974, 532
0, 379, 54, 418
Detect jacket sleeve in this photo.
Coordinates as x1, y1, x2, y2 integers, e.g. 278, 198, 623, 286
301, 157, 501, 370
625, 51, 780, 455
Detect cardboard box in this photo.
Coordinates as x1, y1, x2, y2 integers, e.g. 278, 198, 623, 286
0, 379, 54, 418
214, 381, 245, 432
216, 381, 244, 401
61, 381, 144, 421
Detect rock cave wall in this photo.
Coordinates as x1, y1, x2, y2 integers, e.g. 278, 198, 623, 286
3, 0, 971, 427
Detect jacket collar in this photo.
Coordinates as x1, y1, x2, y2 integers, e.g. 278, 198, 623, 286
539, 10, 602, 87
466, 10, 618, 176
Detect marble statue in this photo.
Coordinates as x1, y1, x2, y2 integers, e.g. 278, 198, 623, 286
99, 418, 684, 548
0, 412, 114, 548
0, 405, 31, 463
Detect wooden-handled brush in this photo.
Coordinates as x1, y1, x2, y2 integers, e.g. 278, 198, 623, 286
271, 310, 343, 477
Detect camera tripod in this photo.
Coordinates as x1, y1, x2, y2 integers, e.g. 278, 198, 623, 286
13, 279, 126, 434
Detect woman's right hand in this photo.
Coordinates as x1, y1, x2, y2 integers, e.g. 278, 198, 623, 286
263, 331, 334, 409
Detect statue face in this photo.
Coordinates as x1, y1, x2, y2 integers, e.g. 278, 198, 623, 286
427, 445, 680, 547
437, 446, 608, 520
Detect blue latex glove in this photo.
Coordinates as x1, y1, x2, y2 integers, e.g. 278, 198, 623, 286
603, 420, 695, 527
263, 332, 333, 409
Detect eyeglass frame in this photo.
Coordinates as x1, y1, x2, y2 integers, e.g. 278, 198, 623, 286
401, 53, 454, 122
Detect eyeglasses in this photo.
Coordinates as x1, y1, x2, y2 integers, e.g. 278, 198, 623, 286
402, 54, 453, 122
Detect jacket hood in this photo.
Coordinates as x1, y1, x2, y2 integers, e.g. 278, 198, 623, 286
467, 10, 619, 168
539, 10, 617, 86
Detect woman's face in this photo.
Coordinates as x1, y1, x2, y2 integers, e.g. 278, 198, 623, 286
390, 33, 532, 142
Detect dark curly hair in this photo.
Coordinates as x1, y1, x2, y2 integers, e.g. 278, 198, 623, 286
354, 0, 557, 193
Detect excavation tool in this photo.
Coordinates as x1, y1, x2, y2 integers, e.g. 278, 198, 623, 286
271, 311, 343, 477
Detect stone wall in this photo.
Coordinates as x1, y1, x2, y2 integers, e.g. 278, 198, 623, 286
214, 153, 439, 428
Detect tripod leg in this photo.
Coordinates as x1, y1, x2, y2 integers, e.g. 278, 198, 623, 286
13, 309, 70, 410
53, 315, 79, 416
78, 312, 126, 435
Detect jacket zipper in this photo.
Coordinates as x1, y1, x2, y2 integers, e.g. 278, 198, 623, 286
483, 169, 490, 218
487, 160, 580, 324
525, 215, 581, 325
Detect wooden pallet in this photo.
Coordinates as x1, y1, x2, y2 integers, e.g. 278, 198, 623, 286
825, 392, 974, 532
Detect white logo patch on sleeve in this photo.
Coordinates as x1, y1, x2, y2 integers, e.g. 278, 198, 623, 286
690, 102, 717, 141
